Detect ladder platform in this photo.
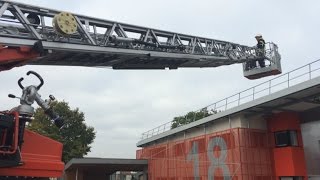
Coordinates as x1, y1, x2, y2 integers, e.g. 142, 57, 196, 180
242, 43, 282, 79
243, 64, 282, 80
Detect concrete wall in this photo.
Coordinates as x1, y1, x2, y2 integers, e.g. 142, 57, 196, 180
246, 114, 268, 130
149, 113, 267, 146
301, 120, 320, 178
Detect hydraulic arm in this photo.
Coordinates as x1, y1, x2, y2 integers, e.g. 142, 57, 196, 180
0, 0, 274, 72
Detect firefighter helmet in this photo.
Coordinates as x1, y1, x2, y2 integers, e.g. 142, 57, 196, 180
255, 34, 263, 39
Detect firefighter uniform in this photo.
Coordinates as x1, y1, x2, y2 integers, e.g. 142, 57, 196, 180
255, 34, 266, 68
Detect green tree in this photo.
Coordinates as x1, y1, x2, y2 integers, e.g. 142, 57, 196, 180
171, 108, 217, 129
27, 101, 96, 163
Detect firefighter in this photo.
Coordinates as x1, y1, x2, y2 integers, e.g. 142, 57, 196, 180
255, 34, 266, 68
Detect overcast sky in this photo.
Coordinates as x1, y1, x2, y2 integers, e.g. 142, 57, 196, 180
0, 0, 319, 158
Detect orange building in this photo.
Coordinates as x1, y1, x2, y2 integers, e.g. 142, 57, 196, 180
137, 61, 320, 180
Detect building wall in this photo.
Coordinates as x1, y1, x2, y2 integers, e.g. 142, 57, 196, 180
137, 112, 308, 180
137, 127, 273, 179
247, 115, 268, 130
267, 112, 307, 179
148, 113, 267, 146
301, 120, 320, 179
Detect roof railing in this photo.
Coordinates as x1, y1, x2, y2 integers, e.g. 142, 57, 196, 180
140, 59, 320, 140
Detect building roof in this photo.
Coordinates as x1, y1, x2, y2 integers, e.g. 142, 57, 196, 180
137, 67, 320, 147
65, 158, 148, 174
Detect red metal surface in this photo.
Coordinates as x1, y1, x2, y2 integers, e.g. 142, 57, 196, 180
267, 112, 307, 178
0, 130, 64, 178
137, 128, 274, 179
272, 147, 307, 177
267, 112, 301, 132
0, 45, 39, 71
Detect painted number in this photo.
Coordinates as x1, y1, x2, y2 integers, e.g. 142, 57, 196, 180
187, 137, 231, 180
207, 137, 230, 180
187, 141, 200, 180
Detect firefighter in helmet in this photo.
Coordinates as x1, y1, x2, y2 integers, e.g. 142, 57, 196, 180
255, 34, 266, 68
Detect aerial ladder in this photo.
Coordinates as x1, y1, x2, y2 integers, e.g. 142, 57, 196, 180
0, 0, 282, 179
0, 0, 281, 80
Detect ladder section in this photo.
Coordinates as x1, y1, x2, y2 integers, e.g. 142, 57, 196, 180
0, 0, 260, 69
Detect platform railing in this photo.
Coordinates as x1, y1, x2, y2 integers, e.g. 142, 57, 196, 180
140, 59, 320, 140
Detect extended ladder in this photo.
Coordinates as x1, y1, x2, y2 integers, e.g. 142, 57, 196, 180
0, 0, 281, 79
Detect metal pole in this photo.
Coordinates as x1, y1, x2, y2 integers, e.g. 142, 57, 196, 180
225, 98, 228, 110
253, 87, 255, 100
269, 80, 271, 94
309, 64, 312, 80
288, 73, 290, 87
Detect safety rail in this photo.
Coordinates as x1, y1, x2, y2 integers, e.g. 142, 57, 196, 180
141, 59, 320, 140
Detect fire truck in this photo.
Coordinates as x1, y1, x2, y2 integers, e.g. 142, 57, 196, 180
0, 0, 281, 179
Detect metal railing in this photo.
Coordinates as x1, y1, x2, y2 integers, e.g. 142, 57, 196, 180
140, 59, 320, 140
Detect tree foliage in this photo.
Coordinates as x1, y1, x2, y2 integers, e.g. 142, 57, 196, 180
171, 108, 217, 129
27, 101, 96, 163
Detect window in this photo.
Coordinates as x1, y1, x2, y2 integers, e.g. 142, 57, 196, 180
275, 130, 298, 147
289, 131, 298, 146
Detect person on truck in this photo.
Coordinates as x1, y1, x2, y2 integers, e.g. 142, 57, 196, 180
255, 34, 266, 68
